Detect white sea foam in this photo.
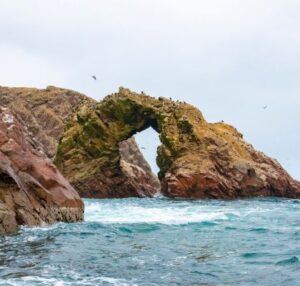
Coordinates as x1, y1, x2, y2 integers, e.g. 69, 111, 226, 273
84, 200, 228, 225
4, 276, 137, 286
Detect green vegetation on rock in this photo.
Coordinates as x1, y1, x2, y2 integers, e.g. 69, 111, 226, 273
55, 87, 203, 186
55, 87, 300, 199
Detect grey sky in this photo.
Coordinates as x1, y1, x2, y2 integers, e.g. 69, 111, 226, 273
0, 0, 299, 178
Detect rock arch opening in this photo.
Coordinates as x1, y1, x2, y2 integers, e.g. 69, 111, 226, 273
119, 126, 162, 196
54, 88, 173, 198
134, 127, 160, 175
55, 87, 300, 199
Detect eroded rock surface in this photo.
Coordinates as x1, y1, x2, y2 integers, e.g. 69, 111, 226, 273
55, 87, 300, 199
0, 107, 84, 235
119, 137, 160, 197
0, 86, 93, 158
0, 86, 160, 198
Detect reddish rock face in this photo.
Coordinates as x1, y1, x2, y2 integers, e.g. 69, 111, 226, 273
161, 129, 300, 199
0, 107, 84, 235
162, 170, 300, 199
0, 86, 160, 198
0, 85, 93, 159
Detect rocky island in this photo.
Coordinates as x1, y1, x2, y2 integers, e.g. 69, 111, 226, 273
1, 85, 300, 234
55, 87, 300, 199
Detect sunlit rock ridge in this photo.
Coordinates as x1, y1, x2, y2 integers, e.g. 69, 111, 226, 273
55, 87, 300, 199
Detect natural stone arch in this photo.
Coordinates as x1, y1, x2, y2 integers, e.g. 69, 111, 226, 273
54, 87, 191, 198
55, 87, 300, 199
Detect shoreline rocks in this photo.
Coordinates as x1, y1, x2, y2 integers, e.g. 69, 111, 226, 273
0, 106, 84, 235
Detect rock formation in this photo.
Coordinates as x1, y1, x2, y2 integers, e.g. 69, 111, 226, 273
0, 86, 94, 158
1, 85, 299, 200
0, 106, 84, 235
119, 137, 160, 197
55, 87, 300, 199
0, 86, 160, 198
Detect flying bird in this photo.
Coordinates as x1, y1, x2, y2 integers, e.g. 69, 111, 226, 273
263, 105, 268, 109
141, 147, 146, 150
92, 75, 97, 80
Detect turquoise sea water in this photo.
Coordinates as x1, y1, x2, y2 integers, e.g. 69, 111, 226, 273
1, 197, 300, 285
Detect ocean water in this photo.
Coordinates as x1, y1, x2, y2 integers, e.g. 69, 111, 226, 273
1, 197, 300, 286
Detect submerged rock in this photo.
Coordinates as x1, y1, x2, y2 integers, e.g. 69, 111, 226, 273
0, 86, 160, 198
0, 107, 84, 235
55, 87, 300, 199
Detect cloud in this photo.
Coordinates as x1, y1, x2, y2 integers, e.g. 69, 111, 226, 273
0, 0, 299, 177
0, 44, 70, 87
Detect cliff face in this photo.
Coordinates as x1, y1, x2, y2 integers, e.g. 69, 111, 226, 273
0, 86, 93, 158
55, 87, 300, 199
0, 86, 160, 198
0, 107, 84, 235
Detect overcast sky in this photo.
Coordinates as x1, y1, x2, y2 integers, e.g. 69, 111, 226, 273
0, 0, 299, 178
